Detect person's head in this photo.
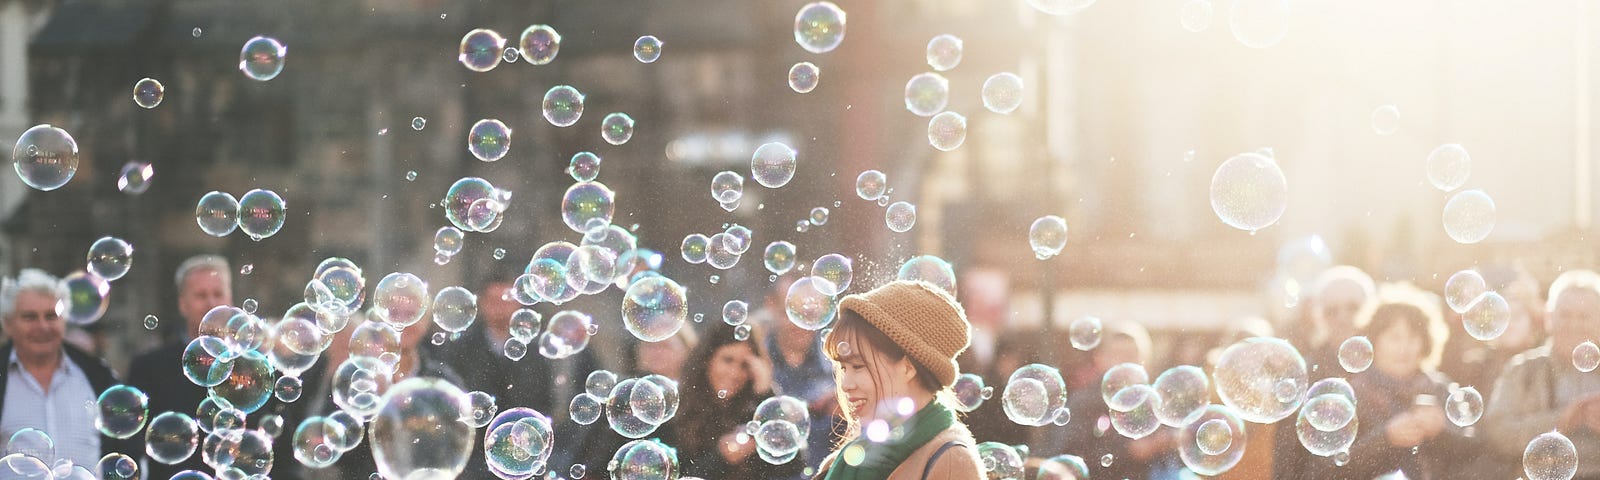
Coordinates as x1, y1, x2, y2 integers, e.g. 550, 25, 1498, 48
633, 325, 697, 378
1546, 270, 1600, 362
825, 281, 971, 428
1357, 284, 1445, 378
477, 264, 524, 337
682, 321, 762, 401
1482, 264, 1543, 352
1311, 266, 1376, 341
1093, 321, 1151, 373
176, 255, 233, 338
1, 269, 66, 362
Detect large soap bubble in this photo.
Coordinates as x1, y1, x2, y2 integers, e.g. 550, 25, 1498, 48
13, 124, 79, 191
1210, 152, 1287, 233
1002, 364, 1067, 427
1178, 405, 1247, 476
1213, 337, 1307, 424
622, 276, 688, 342
369, 378, 475, 480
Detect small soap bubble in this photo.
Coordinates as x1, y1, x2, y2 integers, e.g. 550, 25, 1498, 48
633, 36, 662, 63
789, 62, 820, 94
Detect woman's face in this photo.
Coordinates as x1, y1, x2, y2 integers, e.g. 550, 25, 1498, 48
832, 336, 915, 424
638, 336, 688, 378
1373, 320, 1424, 378
708, 343, 754, 397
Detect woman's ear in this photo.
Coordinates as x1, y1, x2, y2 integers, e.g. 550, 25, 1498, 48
898, 356, 919, 384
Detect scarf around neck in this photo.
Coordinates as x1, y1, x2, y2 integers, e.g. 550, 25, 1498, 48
823, 401, 956, 480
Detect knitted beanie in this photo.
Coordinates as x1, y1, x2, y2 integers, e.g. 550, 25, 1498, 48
838, 280, 972, 387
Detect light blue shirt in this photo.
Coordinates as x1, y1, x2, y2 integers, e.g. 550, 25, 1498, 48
1, 349, 99, 469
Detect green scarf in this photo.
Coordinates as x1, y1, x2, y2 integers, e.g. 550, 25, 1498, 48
823, 401, 956, 480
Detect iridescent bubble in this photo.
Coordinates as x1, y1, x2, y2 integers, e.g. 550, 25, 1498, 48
133, 78, 164, 109
441, 177, 494, 231
519, 25, 561, 65
275, 375, 304, 402
1228, 0, 1290, 48
1026, 0, 1096, 14
1196, 419, 1232, 455
458, 29, 505, 72
1109, 385, 1163, 439
905, 73, 949, 117
542, 85, 585, 127
1003, 364, 1067, 427
621, 276, 688, 343
794, 2, 847, 54
239, 35, 287, 81
806, 207, 829, 226
144, 315, 158, 330
1210, 152, 1287, 233
236, 188, 287, 241
1574, 342, 1600, 372
633, 35, 663, 63
678, 234, 710, 265
292, 416, 347, 468
712, 171, 744, 204
561, 181, 615, 234
751, 142, 798, 189
1337, 336, 1373, 373
1371, 105, 1400, 135
12, 124, 79, 191
785, 276, 839, 331
601, 113, 635, 146
926, 34, 962, 71
1102, 363, 1150, 409
432, 286, 479, 333
753, 396, 810, 459
855, 170, 887, 200
606, 379, 662, 439
571, 393, 604, 425
539, 310, 594, 359
789, 62, 820, 94
1427, 143, 1472, 192
195, 191, 240, 237
1213, 337, 1307, 424
464, 391, 498, 428
1463, 291, 1510, 341
572, 464, 588, 478
1029, 215, 1068, 260
412, 117, 426, 130
1445, 270, 1487, 314
567, 245, 620, 292
369, 378, 475, 480
632, 375, 681, 425
927, 111, 967, 151
610, 439, 679, 478
1524, 431, 1577, 480
208, 350, 273, 414
181, 337, 232, 388
332, 356, 393, 420
1443, 189, 1496, 244
485, 409, 554, 478
1180, 0, 1214, 32
1300, 393, 1356, 432
952, 374, 987, 412
566, 151, 602, 182
96, 385, 149, 439
57, 271, 110, 326
896, 255, 957, 294
1446, 386, 1484, 427
373, 272, 429, 328
1036, 455, 1089, 480
86, 237, 133, 281
502, 47, 520, 63
720, 300, 750, 326
982, 72, 1024, 115
433, 227, 464, 257
526, 260, 574, 305
976, 443, 1023, 479
1068, 317, 1102, 351
810, 254, 853, 296
1179, 406, 1246, 476
734, 324, 752, 340
117, 161, 154, 194
764, 241, 797, 275
885, 201, 917, 233
97, 452, 138, 479
146, 412, 199, 465
467, 119, 511, 162
1152, 366, 1210, 427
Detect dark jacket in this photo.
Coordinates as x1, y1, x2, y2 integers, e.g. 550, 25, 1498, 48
128, 340, 212, 478
0, 341, 139, 460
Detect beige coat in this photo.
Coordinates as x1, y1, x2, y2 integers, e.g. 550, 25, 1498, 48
812, 423, 984, 480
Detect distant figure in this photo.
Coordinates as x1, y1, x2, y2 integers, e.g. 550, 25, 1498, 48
0, 269, 133, 468
1289, 265, 1377, 376
1440, 264, 1544, 400
812, 281, 981, 479
128, 255, 233, 478
671, 321, 801, 478
1484, 270, 1600, 479
1039, 320, 1169, 480
761, 276, 838, 475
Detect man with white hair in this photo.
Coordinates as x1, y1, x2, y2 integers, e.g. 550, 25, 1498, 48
127, 255, 232, 478
0, 268, 130, 468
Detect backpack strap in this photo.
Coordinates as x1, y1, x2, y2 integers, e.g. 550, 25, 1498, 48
920, 441, 970, 480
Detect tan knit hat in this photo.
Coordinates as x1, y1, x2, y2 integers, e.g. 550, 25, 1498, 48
838, 280, 972, 387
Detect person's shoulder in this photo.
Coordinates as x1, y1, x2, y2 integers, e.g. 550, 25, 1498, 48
131, 341, 186, 365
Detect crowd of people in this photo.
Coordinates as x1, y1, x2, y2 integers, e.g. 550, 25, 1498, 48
3, 253, 1600, 479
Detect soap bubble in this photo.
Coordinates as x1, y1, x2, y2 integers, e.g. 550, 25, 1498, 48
723, 300, 749, 326
95, 385, 149, 439
981, 72, 1024, 114
57, 271, 110, 326
810, 254, 853, 295
1069, 316, 1102, 350
117, 161, 154, 194
610, 439, 679, 478
751, 142, 798, 189
86, 237, 133, 281
1036, 455, 1089, 480
809, 207, 830, 226
1214, 337, 1307, 423
467, 119, 511, 162
1295, 393, 1357, 457
1228, 0, 1291, 48
1109, 385, 1163, 439
561, 181, 615, 234
208, 350, 273, 414
542, 85, 585, 127
789, 62, 820, 94
133, 78, 164, 109
332, 356, 393, 421
97, 453, 138, 479
441, 177, 494, 231
146, 412, 200, 464
904, 73, 949, 117
764, 241, 798, 275
677, 234, 710, 265
605, 379, 662, 439
1178, 406, 1246, 475
372, 272, 429, 328
785, 276, 839, 331
457, 28, 504, 72
432, 286, 478, 333
753, 396, 811, 459
1025, 0, 1096, 15
1371, 105, 1400, 135
633, 35, 662, 63
1445, 270, 1487, 314
433, 227, 464, 257
1029, 215, 1069, 260
712, 171, 745, 204
1337, 336, 1373, 373
925, 34, 963, 71
539, 310, 594, 359
1427, 143, 1471, 192
1210, 152, 1287, 233
1102, 363, 1150, 409
181, 337, 231, 388
195, 191, 240, 237
236, 189, 287, 241
1463, 291, 1511, 341
896, 255, 956, 294
855, 170, 887, 200
571, 393, 604, 425
239, 35, 287, 81
1180, 0, 1214, 32
952, 374, 987, 412
1196, 419, 1232, 455
274, 375, 304, 402
632, 375, 681, 425
1574, 342, 1600, 372
519, 25, 561, 65
794, 2, 847, 53
1152, 366, 1210, 427
927, 111, 967, 151
569, 151, 601, 182
292, 416, 347, 468
622, 276, 688, 343
11, 124, 79, 191
369, 378, 475, 480
886, 202, 917, 233
1524, 431, 1577, 480
1447, 386, 1484, 427
976, 443, 1023, 479
1003, 364, 1067, 427
485, 409, 554, 478
1443, 189, 1496, 244
601, 113, 635, 145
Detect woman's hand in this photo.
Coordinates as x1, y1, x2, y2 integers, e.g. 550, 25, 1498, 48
1385, 406, 1445, 447
719, 431, 757, 464
747, 351, 774, 395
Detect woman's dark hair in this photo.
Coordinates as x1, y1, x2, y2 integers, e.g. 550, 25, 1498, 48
1359, 300, 1445, 370
672, 321, 764, 457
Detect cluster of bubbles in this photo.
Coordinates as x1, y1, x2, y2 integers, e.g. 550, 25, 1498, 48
751, 396, 812, 464
483, 407, 555, 478
1294, 378, 1358, 458
195, 188, 287, 241
1002, 364, 1069, 427
441, 177, 514, 236
976, 442, 1024, 479
596, 374, 682, 439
